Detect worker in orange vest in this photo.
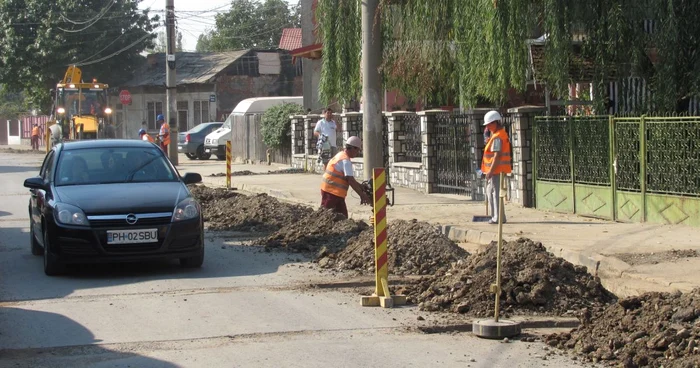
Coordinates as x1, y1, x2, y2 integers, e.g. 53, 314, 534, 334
320, 136, 370, 218
481, 111, 512, 224
138, 129, 155, 143
157, 114, 170, 152
30, 123, 41, 150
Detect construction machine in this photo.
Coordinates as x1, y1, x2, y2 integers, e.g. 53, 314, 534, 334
50, 65, 113, 143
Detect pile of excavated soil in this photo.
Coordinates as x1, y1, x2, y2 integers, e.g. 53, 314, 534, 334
208, 168, 304, 177
545, 289, 700, 367
402, 238, 616, 316
259, 208, 369, 253
189, 185, 311, 232
318, 219, 469, 276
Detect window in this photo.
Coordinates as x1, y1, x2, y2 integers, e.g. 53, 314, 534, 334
147, 102, 163, 130
193, 100, 210, 126
41, 151, 55, 183
177, 101, 189, 132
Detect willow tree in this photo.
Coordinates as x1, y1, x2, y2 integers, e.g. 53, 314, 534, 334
317, 0, 700, 113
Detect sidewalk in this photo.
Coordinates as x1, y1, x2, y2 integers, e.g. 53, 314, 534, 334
188, 160, 700, 298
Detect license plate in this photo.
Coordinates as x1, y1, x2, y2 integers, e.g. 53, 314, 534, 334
107, 229, 158, 244
178, 146, 183, 151
205, 148, 211, 153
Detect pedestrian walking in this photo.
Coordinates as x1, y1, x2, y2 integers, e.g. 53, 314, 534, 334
320, 136, 370, 218
481, 111, 512, 224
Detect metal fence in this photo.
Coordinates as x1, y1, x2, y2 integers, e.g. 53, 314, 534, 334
433, 113, 476, 195
534, 114, 700, 226
395, 113, 421, 163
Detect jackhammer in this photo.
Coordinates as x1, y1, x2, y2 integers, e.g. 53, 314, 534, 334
360, 178, 395, 208
316, 133, 332, 166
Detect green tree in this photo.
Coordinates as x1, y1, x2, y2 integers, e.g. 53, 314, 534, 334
261, 102, 304, 149
0, 0, 159, 112
196, 0, 299, 52
318, 0, 700, 113
0, 85, 28, 119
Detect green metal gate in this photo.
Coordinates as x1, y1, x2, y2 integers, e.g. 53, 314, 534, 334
534, 115, 700, 226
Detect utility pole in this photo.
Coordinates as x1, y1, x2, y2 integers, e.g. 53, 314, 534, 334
361, 0, 382, 181
166, 0, 178, 164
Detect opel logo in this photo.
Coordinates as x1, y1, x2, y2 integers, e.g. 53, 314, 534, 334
125, 214, 138, 225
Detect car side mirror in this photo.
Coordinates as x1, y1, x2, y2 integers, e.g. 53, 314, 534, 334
182, 172, 202, 184
24, 176, 45, 190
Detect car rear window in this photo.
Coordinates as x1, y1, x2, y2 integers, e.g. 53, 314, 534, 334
55, 147, 178, 186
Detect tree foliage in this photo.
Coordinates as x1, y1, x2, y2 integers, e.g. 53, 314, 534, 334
0, 0, 159, 112
318, 0, 700, 113
261, 102, 304, 149
196, 0, 300, 52
0, 85, 29, 119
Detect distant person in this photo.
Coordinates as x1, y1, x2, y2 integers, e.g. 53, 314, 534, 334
139, 129, 155, 143
103, 122, 116, 138
481, 111, 512, 225
314, 107, 339, 157
319, 136, 370, 218
30, 123, 41, 150
157, 114, 170, 152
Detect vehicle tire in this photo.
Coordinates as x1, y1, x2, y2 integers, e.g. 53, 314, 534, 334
216, 154, 226, 161
185, 153, 197, 160
180, 246, 204, 268
196, 145, 211, 160
43, 227, 65, 276
30, 219, 43, 256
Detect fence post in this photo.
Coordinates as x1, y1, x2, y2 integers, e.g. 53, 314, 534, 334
639, 114, 647, 222
569, 117, 576, 214
609, 115, 617, 221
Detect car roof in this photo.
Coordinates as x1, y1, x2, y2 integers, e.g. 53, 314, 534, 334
59, 139, 157, 151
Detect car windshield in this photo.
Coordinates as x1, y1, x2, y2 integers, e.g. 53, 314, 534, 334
55, 147, 178, 186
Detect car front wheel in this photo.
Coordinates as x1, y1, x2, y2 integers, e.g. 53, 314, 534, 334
196, 145, 211, 160
43, 227, 65, 276
185, 153, 197, 160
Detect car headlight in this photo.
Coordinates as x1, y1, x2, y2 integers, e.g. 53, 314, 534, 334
211, 138, 218, 145
172, 198, 200, 222
54, 203, 88, 226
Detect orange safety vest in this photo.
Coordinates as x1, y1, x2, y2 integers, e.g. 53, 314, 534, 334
320, 151, 350, 198
481, 128, 512, 175
159, 122, 170, 145
31, 126, 40, 137
142, 134, 155, 143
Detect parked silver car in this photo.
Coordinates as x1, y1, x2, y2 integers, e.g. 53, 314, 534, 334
177, 122, 223, 160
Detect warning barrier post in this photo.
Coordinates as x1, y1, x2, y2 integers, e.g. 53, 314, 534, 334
360, 167, 406, 308
226, 141, 231, 189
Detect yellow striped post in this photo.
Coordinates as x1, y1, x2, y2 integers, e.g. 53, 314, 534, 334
360, 167, 406, 308
226, 141, 231, 189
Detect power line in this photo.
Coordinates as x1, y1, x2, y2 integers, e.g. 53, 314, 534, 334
58, 0, 116, 33
60, 0, 115, 25
72, 28, 161, 66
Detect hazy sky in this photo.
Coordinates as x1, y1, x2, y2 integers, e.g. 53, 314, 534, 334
139, 0, 299, 51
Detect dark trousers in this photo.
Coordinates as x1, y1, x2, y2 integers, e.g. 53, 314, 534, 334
320, 190, 348, 218
31, 136, 40, 150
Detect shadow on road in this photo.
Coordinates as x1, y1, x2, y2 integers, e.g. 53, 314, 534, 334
0, 308, 177, 368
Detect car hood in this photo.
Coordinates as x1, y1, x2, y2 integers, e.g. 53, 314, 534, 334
54, 182, 190, 215
206, 128, 230, 140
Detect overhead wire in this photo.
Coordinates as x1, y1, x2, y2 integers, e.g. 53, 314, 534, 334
58, 0, 116, 33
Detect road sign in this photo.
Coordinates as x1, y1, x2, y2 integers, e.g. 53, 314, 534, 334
209, 94, 216, 103
119, 90, 132, 105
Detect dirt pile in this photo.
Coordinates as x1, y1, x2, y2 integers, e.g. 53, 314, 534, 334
208, 168, 304, 177
545, 289, 700, 367
259, 208, 369, 253
402, 238, 616, 316
189, 185, 311, 231
318, 219, 469, 276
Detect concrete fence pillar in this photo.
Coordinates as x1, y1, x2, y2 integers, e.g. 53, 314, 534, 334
303, 114, 321, 155
290, 115, 305, 155
506, 106, 545, 207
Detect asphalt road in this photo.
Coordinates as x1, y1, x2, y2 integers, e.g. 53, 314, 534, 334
0, 151, 588, 368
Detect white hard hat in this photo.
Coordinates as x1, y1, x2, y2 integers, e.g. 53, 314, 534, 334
346, 136, 362, 149
483, 110, 502, 126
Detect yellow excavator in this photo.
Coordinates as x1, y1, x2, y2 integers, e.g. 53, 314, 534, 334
47, 65, 113, 148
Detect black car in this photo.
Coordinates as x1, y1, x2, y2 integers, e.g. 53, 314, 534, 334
177, 122, 223, 160
24, 139, 205, 275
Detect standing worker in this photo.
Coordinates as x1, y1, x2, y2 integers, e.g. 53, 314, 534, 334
481, 111, 512, 224
30, 123, 41, 150
138, 129, 155, 143
314, 107, 340, 157
48, 123, 63, 148
320, 136, 370, 218
157, 114, 170, 152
